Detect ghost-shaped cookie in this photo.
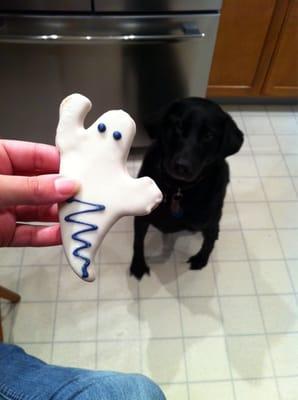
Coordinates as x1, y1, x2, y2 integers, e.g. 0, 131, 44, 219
56, 93, 162, 282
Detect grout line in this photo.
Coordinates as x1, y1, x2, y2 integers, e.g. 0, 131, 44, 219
13, 331, 298, 345
211, 260, 237, 400
12, 291, 298, 304
173, 251, 191, 400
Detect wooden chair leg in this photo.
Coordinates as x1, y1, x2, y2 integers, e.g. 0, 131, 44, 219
0, 285, 21, 342
0, 286, 21, 303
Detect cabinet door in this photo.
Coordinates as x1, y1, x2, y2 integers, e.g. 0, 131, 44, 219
262, 0, 298, 96
207, 0, 278, 96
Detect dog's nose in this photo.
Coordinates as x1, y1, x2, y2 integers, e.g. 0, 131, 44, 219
174, 159, 191, 176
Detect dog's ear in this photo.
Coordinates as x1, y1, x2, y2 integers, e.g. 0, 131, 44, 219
220, 114, 244, 157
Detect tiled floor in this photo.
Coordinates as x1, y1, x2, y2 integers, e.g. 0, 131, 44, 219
1, 104, 298, 400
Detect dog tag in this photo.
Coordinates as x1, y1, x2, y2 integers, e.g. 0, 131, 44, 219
171, 188, 184, 219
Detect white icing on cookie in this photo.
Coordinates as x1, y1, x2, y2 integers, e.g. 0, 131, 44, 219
56, 93, 162, 282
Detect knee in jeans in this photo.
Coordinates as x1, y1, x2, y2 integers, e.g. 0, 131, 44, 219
128, 374, 166, 400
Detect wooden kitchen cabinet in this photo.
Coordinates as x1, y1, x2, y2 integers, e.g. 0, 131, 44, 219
207, 0, 298, 97
263, 0, 298, 96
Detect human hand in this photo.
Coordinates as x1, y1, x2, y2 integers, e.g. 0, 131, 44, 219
0, 140, 79, 247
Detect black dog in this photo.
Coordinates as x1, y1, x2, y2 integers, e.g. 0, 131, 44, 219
130, 98, 244, 280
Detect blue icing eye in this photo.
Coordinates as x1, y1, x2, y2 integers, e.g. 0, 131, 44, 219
113, 131, 122, 140
97, 123, 106, 133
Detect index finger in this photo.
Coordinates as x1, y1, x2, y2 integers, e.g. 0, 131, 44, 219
1, 140, 60, 175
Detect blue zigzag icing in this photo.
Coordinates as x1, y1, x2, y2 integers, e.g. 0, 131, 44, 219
64, 197, 105, 279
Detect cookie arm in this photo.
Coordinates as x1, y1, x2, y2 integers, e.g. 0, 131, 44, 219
56, 93, 91, 149
121, 176, 163, 216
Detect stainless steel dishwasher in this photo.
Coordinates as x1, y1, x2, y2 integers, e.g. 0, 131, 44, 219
0, 1, 222, 146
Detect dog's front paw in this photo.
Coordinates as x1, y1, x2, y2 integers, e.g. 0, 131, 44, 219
130, 258, 150, 280
187, 252, 209, 270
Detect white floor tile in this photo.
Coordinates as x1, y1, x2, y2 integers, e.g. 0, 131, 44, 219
140, 298, 182, 338
243, 115, 274, 135
180, 297, 224, 336
99, 263, 137, 299
278, 230, 298, 258
20, 343, 52, 363
97, 300, 139, 340
52, 342, 96, 369
0, 266, 19, 292
173, 232, 202, 262
0, 248, 23, 266
231, 178, 266, 201
161, 384, 188, 400
189, 382, 234, 400
262, 177, 297, 200
251, 260, 293, 294
278, 135, 298, 154
221, 296, 264, 335
255, 155, 289, 177
98, 232, 133, 263
214, 261, 255, 295
144, 230, 166, 259
285, 155, 298, 176
259, 295, 298, 333
293, 177, 298, 192
278, 376, 298, 400
58, 264, 98, 301
19, 266, 59, 301
212, 231, 247, 261
185, 337, 230, 381
234, 379, 279, 400
232, 115, 246, 133
176, 262, 217, 297
221, 203, 241, 229
0, 302, 15, 342
227, 335, 273, 379
23, 246, 62, 266
287, 260, 298, 292
139, 258, 178, 298
54, 301, 97, 342
226, 184, 234, 202
229, 155, 258, 177
243, 230, 283, 260
249, 135, 280, 154
142, 339, 186, 383
237, 202, 274, 229
238, 137, 252, 155
12, 302, 56, 342
268, 334, 298, 376
97, 341, 141, 374
270, 115, 298, 135
270, 202, 298, 228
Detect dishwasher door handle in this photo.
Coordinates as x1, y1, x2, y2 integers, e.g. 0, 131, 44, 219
0, 26, 206, 43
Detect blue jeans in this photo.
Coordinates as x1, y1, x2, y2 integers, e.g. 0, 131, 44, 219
0, 344, 166, 400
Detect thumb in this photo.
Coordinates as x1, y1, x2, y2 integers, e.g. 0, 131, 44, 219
0, 174, 80, 207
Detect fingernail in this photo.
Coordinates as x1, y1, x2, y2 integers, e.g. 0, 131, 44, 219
54, 177, 80, 195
